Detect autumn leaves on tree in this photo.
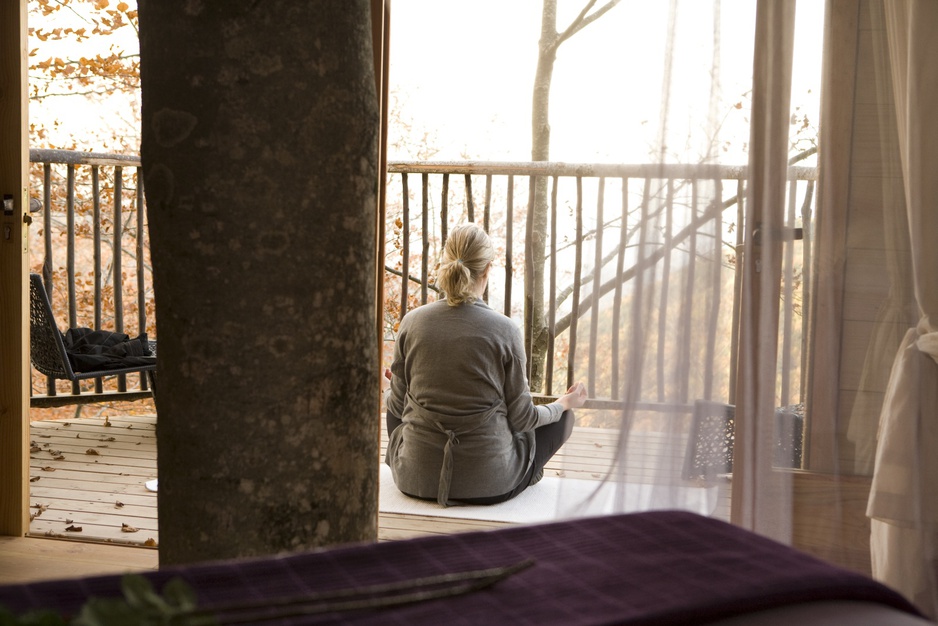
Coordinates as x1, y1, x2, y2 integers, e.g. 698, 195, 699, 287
29, 0, 139, 150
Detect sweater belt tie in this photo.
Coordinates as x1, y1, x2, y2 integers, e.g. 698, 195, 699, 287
436, 428, 461, 507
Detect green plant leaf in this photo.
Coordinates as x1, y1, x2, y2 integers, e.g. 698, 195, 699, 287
0, 606, 67, 626
161, 579, 198, 612
119, 575, 167, 612
2, 577, 208, 626
71, 597, 146, 626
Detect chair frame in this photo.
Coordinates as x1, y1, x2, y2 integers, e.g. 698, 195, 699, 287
682, 399, 804, 481
29, 273, 156, 404
683, 400, 736, 480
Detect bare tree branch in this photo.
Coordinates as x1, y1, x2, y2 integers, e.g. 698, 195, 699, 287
553, 191, 744, 335
557, 0, 623, 47
30, 88, 132, 100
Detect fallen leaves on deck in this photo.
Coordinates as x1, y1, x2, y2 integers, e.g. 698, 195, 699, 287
30, 504, 49, 522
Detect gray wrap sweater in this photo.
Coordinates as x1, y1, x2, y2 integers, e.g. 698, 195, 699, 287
385, 299, 564, 506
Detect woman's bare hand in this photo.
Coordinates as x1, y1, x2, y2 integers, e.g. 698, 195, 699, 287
558, 381, 587, 411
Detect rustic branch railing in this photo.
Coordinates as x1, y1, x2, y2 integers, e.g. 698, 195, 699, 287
27, 150, 816, 420
29, 149, 153, 407
384, 161, 817, 421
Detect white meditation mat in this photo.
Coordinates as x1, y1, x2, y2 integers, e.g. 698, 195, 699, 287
378, 464, 718, 524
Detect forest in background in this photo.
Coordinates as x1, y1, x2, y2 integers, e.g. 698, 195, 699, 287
26, 1, 813, 431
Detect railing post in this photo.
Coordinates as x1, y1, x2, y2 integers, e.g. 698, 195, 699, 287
400, 172, 409, 319
524, 175, 536, 382
588, 177, 605, 398
545, 175, 559, 396
567, 176, 584, 392
610, 177, 628, 401
504, 175, 513, 317
420, 173, 428, 305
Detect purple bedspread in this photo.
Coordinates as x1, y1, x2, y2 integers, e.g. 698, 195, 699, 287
0, 511, 921, 624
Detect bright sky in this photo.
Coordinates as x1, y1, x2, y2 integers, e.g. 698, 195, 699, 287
28, 4, 141, 151
29, 0, 823, 165
389, 0, 823, 165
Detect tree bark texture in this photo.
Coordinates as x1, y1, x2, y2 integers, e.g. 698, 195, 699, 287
528, 1, 621, 394
139, 0, 380, 565
528, 0, 559, 393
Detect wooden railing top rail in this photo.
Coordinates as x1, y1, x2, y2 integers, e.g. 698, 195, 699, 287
29, 148, 141, 168
29, 153, 817, 181
388, 160, 817, 180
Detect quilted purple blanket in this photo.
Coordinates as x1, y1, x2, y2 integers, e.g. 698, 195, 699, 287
0, 511, 921, 624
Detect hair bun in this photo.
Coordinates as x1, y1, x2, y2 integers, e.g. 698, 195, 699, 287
437, 223, 495, 306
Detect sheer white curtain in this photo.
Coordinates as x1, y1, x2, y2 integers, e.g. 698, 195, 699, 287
584, 0, 799, 530
561, 0, 749, 522
866, 0, 938, 617
559, 0, 799, 536
574, 0, 938, 618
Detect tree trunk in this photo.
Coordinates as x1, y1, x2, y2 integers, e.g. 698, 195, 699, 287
528, 0, 559, 393
139, 1, 380, 565
527, 1, 622, 394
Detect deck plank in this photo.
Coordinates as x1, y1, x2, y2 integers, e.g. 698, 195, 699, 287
0, 536, 158, 584
17, 413, 728, 584
29, 415, 159, 548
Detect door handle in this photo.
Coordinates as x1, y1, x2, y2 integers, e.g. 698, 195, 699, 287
752, 226, 803, 246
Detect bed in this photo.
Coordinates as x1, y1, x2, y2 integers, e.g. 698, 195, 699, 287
0, 510, 926, 624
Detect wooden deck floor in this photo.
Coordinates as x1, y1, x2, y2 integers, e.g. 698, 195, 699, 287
12, 413, 730, 584
29, 414, 160, 546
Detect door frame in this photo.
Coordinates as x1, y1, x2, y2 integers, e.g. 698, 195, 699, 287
0, 0, 31, 537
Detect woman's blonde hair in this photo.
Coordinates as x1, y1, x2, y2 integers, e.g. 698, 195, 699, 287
436, 223, 495, 306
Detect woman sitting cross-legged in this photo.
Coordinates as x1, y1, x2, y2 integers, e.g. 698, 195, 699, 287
384, 222, 587, 507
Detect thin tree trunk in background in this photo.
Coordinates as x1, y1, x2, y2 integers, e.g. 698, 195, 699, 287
139, 1, 380, 565
528, 0, 559, 392
529, 0, 621, 393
